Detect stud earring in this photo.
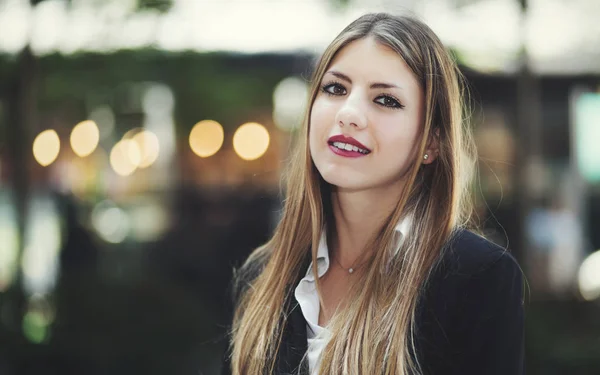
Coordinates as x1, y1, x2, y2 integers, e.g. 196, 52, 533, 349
423, 154, 429, 160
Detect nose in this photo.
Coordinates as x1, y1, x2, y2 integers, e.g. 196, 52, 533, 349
334, 93, 367, 130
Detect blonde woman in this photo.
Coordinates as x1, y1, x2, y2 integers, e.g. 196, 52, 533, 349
221, 12, 524, 375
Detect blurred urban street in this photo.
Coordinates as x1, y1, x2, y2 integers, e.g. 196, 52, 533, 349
0, 0, 599, 374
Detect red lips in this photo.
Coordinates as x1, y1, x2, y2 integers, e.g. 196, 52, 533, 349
327, 134, 371, 152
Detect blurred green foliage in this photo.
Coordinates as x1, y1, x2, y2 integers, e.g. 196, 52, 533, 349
137, 0, 173, 12
30, 0, 173, 12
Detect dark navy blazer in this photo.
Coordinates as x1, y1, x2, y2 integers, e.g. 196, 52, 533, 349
221, 229, 525, 374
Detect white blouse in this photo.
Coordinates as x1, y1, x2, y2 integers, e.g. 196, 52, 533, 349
293, 218, 411, 374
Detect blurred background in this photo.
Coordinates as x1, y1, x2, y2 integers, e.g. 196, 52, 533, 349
0, 0, 599, 374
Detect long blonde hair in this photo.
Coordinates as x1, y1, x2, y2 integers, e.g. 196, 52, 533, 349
228, 12, 477, 375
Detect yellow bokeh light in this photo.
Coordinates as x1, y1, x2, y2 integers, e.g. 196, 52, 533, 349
189, 120, 224, 158
110, 140, 141, 176
32, 130, 60, 167
233, 122, 270, 161
132, 130, 160, 168
122, 127, 142, 140
70, 120, 99, 157
124, 139, 142, 167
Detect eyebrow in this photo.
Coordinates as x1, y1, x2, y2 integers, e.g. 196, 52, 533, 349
326, 70, 402, 90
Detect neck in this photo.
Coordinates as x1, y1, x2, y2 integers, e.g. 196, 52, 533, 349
329, 182, 405, 268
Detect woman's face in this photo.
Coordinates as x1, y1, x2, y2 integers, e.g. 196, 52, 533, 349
309, 37, 431, 193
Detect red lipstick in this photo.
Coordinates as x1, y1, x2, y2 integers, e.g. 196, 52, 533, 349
327, 134, 371, 158
327, 135, 371, 151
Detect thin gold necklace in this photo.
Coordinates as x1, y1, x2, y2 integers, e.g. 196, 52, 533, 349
333, 252, 370, 274
328, 228, 370, 274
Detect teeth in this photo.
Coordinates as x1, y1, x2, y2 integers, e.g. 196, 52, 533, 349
331, 141, 369, 154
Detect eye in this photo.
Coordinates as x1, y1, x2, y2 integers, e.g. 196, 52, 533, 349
321, 82, 347, 96
375, 95, 404, 109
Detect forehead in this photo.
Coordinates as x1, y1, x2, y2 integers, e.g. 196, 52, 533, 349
326, 37, 420, 89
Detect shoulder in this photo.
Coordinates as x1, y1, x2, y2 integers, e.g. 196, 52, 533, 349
421, 228, 525, 323
418, 227, 525, 332
438, 228, 521, 278
422, 228, 525, 318
416, 229, 525, 374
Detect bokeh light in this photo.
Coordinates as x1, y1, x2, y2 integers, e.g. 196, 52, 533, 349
189, 120, 225, 158
132, 130, 160, 168
110, 139, 141, 176
574, 93, 600, 183
22, 310, 49, 344
0, 195, 19, 292
89, 106, 115, 140
91, 200, 131, 244
21, 196, 61, 296
233, 122, 270, 161
143, 83, 175, 116
273, 76, 308, 131
129, 199, 170, 242
22, 294, 54, 344
70, 120, 99, 157
32, 130, 60, 167
578, 250, 600, 301
122, 127, 141, 141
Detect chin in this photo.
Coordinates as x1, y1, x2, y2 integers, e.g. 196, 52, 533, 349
317, 166, 371, 191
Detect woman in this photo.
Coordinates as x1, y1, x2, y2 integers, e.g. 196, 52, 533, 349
221, 12, 524, 375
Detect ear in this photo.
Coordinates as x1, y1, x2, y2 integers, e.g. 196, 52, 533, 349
422, 127, 440, 165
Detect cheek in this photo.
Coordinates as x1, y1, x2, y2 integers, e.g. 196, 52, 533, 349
310, 99, 331, 129
374, 119, 420, 164
308, 100, 332, 147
